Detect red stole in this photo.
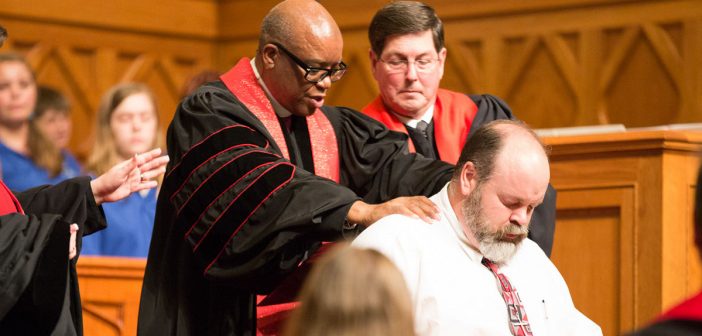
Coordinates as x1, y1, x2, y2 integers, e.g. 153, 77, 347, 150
0, 180, 23, 215
656, 291, 702, 323
362, 88, 478, 164
220, 59, 341, 335
219, 58, 339, 183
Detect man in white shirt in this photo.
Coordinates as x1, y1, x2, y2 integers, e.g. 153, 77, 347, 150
354, 120, 601, 335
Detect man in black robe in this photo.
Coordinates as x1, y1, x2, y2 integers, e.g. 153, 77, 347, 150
0, 148, 168, 335
137, 0, 456, 335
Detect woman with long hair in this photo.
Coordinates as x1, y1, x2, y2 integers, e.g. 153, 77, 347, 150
81, 82, 164, 257
0, 53, 79, 191
284, 244, 416, 336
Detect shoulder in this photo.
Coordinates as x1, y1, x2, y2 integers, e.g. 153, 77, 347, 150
353, 214, 438, 254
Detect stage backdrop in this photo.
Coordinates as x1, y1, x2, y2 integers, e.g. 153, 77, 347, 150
1, 0, 701, 159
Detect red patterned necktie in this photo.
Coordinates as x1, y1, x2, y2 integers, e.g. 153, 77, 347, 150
482, 258, 533, 336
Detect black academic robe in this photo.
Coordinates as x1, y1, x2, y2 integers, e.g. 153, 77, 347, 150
137, 81, 454, 335
0, 177, 107, 335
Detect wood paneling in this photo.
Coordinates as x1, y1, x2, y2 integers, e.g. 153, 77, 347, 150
2, 0, 701, 159
545, 130, 702, 335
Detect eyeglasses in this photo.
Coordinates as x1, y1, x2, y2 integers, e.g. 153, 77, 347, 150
379, 58, 440, 73
272, 42, 347, 83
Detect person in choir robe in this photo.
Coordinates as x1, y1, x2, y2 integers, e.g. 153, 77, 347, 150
32, 85, 83, 178
0, 53, 81, 191
627, 166, 702, 335
362, 1, 557, 256
0, 148, 169, 336
82, 83, 163, 258
137, 0, 455, 335
354, 120, 601, 336
283, 244, 415, 336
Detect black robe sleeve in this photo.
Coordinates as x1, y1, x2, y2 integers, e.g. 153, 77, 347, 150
323, 106, 454, 203
468, 94, 557, 256
0, 177, 106, 335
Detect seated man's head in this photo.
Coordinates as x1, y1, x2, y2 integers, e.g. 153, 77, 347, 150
368, 1, 446, 119
256, 0, 347, 117
450, 120, 550, 263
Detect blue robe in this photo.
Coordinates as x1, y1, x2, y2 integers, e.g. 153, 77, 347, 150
81, 188, 157, 257
0, 142, 82, 191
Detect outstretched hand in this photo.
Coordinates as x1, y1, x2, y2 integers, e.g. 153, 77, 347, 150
90, 148, 170, 205
347, 196, 440, 227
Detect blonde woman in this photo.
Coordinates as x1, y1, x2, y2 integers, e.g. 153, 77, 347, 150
0, 53, 79, 191
81, 83, 164, 257
284, 244, 416, 336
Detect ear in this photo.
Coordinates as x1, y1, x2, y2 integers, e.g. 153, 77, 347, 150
437, 47, 447, 79
261, 44, 278, 70
458, 161, 478, 196
369, 48, 379, 76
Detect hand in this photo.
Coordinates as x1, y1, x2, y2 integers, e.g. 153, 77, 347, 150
347, 196, 439, 227
90, 148, 170, 205
69, 223, 78, 260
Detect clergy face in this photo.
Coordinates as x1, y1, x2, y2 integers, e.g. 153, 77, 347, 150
371, 30, 446, 119
461, 145, 549, 264
262, 23, 344, 117
0, 60, 37, 128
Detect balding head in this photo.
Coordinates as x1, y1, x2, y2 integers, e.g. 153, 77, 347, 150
259, 0, 342, 55
450, 120, 550, 262
255, 0, 345, 117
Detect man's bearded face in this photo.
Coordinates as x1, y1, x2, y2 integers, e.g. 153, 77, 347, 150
461, 183, 529, 264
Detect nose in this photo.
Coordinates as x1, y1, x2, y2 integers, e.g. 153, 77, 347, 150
509, 206, 529, 227
315, 75, 333, 90
405, 61, 419, 81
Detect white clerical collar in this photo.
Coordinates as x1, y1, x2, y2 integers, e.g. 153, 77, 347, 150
250, 58, 292, 118
435, 182, 484, 264
392, 103, 435, 128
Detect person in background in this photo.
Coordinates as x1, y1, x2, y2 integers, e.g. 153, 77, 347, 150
0, 53, 81, 190
32, 85, 82, 177
180, 69, 220, 99
284, 244, 415, 336
354, 120, 601, 335
362, 1, 556, 256
81, 83, 163, 258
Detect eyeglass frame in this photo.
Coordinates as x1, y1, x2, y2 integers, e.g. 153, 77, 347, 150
271, 42, 347, 83
377, 57, 441, 73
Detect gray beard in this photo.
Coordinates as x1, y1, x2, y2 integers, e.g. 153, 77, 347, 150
461, 184, 528, 264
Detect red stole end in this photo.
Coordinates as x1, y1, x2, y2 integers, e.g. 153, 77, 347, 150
219, 58, 339, 183
362, 88, 478, 164
0, 180, 23, 215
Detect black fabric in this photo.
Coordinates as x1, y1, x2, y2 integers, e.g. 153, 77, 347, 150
0, 177, 106, 335
628, 319, 702, 336
138, 81, 453, 335
406, 120, 437, 159
468, 94, 556, 256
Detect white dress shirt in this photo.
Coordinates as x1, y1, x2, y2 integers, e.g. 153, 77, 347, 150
353, 183, 602, 336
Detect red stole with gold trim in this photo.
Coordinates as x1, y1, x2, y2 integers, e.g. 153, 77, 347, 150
220, 58, 340, 335
219, 58, 339, 183
362, 88, 478, 164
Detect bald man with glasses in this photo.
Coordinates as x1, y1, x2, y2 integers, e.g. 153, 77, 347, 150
138, 0, 457, 335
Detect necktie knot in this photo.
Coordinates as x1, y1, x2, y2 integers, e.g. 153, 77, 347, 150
415, 120, 430, 139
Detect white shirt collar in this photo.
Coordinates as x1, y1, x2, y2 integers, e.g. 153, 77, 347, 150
393, 103, 435, 128
250, 58, 292, 118
433, 182, 484, 264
